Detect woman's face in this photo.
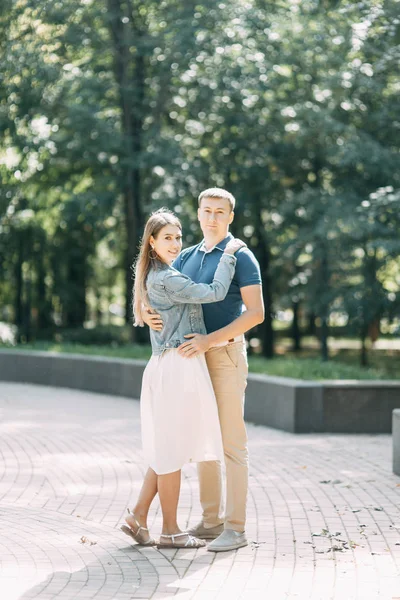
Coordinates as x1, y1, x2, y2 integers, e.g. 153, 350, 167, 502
150, 224, 182, 264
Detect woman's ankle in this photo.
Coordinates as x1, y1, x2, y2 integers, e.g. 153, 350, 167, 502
161, 524, 182, 536
130, 507, 148, 524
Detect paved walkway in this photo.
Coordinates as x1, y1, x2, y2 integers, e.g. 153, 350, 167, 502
0, 383, 399, 600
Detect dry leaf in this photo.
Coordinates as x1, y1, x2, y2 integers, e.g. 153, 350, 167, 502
80, 535, 97, 546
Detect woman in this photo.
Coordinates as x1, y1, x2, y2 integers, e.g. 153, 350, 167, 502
121, 208, 244, 549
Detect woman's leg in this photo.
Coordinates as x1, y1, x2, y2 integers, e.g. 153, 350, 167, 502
132, 467, 158, 522
158, 469, 182, 534
129, 467, 158, 528
157, 469, 206, 548
132, 468, 183, 534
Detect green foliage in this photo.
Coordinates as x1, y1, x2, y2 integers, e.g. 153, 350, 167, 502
0, 342, 152, 360
0, 0, 399, 364
248, 356, 394, 381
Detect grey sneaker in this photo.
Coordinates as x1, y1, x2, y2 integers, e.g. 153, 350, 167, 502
187, 521, 224, 540
207, 529, 248, 552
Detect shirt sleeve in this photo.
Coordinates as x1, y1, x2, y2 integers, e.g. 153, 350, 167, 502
162, 254, 237, 304
235, 248, 262, 288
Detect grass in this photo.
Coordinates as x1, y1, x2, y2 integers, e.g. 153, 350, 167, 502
1, 341, 399, 381
248, 356, 394, 381
0, 341, 153, 360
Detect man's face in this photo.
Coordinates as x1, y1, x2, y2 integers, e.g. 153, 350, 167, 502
197, 196, 234, 240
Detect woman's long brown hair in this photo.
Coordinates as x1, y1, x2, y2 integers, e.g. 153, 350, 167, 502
132, 208, 182, 326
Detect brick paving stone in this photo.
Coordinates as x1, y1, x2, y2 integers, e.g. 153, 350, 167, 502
0, 382, 400, 600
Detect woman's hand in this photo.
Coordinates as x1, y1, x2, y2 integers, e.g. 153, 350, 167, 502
224, 238, 247, 255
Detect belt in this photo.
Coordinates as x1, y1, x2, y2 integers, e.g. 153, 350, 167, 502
212, 335, 244, 348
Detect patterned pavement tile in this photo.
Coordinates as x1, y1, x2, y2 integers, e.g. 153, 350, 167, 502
0, 382, 399, 600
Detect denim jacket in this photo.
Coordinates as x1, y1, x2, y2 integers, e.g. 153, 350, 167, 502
146, 253, 237, 355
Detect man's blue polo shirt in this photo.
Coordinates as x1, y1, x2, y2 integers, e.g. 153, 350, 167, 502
173, 233, 262, 334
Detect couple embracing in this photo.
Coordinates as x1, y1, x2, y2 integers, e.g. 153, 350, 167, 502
121, 187, 264, 552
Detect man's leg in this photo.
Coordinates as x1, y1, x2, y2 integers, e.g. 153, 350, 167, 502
205, 341, 248, 532
197, 458, 224, 527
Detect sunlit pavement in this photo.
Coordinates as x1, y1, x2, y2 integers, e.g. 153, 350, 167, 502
0, 382, 399, 600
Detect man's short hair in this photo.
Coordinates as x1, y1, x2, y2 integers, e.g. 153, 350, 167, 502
198, 187, 236, 212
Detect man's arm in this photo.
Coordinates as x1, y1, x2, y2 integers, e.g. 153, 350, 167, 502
178, 284, 264, 357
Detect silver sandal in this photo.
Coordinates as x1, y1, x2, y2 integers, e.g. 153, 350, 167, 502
157, 532, 206, 549
121, 509, 157, 546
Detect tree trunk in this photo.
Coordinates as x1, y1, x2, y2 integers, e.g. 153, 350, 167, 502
96, 290, 102, 326
292, 299, 301, 352
307, 312, 316, 336
24, 274, 32, 342
319, 247, 330, 361
361, 249, 378, 367
252, 196, 274, 358
36, 238, 50, 331
320, 317, 329, 362
64, 251, 86, 328
107, 0, 145, 340
360, 325, 368, 366
126, 46, 147, 342
262, 276, 274, 358
257, 231, 274, 358
15, 234, 24, 331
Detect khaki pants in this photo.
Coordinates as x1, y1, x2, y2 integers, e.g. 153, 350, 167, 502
198, 341, 249, 532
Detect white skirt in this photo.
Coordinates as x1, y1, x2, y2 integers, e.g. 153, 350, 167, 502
140, 350, 224, 475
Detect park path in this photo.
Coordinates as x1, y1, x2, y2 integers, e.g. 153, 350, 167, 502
0, 382, 399, 600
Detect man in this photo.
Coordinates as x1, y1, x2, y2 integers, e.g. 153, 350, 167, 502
144, 187, 264, 551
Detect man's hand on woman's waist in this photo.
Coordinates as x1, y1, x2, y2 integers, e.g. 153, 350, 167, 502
142, 308, 163, 331
177, 333, 211, 358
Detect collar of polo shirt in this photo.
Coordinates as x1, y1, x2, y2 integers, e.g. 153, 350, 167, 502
199, 233, 233, 254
